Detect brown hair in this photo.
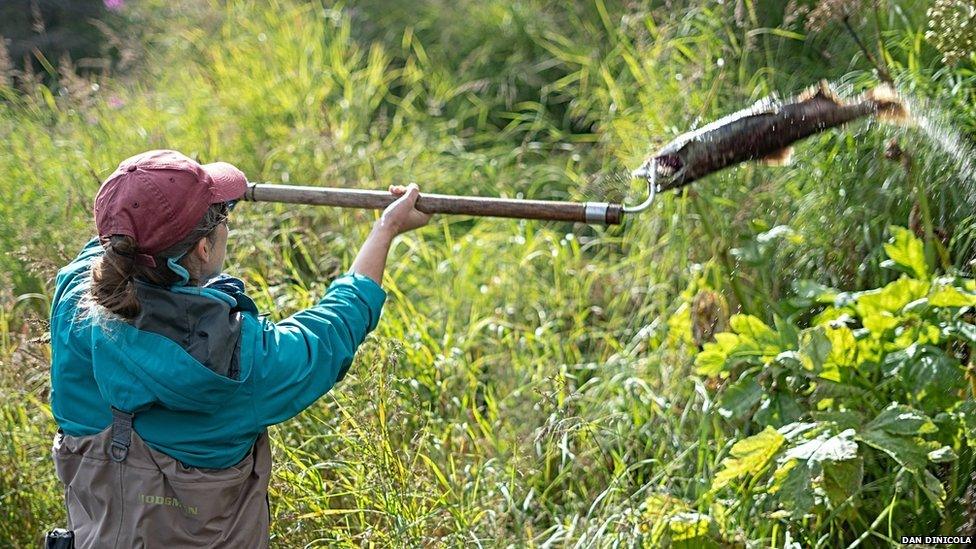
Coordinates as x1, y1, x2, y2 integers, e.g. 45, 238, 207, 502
88, 202, 231, 320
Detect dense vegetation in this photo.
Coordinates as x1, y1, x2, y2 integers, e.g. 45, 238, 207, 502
1, 0, 975, 546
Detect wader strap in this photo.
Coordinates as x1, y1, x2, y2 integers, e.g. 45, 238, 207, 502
109, 407, 134, 463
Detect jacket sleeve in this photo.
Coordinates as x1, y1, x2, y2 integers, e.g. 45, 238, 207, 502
248, 273, 386, 426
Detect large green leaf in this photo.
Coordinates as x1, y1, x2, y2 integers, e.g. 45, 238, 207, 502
799, 327, 832, 371
783, 429, 858, 463
773, 316, 800, 349
754, 393, 804, 428
882, 347, 967, 412
799, 326, 831, 373
712, 426, 785, 490
772, 431, 863, 518
729, 314, 781, 355
929, 285, 976, 308
695, 332, 759, 376
824, 326, 857, 368
859, 404, 937, 472
865, 403, 938, 436
862, 312, 901, 334
918, 469, 947, 510
855, 277, 929, 317
901, 348, 966, 413
717, 375, 762, 420
770, 459, 815, 518
884, 226, 929, 279
857, 429, 930, 471
822, 458, 864, 511
811, 410, 863, 431
695, 348, 728, 377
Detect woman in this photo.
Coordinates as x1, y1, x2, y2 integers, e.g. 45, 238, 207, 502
49, 149, 430, 547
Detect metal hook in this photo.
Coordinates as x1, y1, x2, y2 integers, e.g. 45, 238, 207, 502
623, 157, 658, 213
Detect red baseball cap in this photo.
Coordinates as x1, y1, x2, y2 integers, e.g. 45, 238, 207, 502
94, 150, 247, 266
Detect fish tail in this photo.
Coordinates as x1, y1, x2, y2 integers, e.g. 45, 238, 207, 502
797, 79, 845, 105
867, 84, 911, 125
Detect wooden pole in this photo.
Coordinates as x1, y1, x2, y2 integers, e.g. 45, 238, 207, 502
244, 183, 624, 225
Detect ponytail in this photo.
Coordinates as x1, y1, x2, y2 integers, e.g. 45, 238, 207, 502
90, 236, 144, 319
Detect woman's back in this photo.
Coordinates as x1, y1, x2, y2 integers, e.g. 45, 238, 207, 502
51, 237, 385, 469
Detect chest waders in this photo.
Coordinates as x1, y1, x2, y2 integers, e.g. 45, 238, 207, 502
53, 408, 272, 548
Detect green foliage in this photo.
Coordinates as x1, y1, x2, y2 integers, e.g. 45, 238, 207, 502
0, 0, 974, 546
712, 426, 786, 490
706, 227, 975, 539
884, 226, 930, 279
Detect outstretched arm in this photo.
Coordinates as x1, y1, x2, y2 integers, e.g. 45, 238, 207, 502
250, 184, 431, 426
350, 183, 431, 285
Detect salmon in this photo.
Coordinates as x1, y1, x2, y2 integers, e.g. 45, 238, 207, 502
633, 81, 908, 191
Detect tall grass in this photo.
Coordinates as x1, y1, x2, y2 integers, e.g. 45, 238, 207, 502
1, 0, 973, 545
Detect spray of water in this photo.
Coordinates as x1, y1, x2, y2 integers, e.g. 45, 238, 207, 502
905, 96, 976, 191
580, 169, 633, 203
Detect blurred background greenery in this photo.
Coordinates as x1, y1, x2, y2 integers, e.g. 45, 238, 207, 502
1, 0, 974, 546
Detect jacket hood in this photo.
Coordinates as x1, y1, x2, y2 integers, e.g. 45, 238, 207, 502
90, 281, 248, 414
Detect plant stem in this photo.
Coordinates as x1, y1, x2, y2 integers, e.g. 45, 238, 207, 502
968, 361, 976, 399
841, 16, 893, 84
871, 1, 892, 74
846, 469, 902, 549
908, 156, 952, 270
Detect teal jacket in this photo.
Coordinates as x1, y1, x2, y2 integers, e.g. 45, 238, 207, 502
50, 237, 386, 469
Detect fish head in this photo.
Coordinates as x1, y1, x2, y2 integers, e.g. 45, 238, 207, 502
632, 142, 691, 189
655, 150, 685, 177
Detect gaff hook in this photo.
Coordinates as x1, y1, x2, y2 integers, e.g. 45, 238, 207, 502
623, 157, 658, 214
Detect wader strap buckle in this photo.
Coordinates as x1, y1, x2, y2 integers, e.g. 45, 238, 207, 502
110, 407, 134, 462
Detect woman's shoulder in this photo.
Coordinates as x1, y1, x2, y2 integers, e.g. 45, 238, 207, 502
52, 237, 103, 310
